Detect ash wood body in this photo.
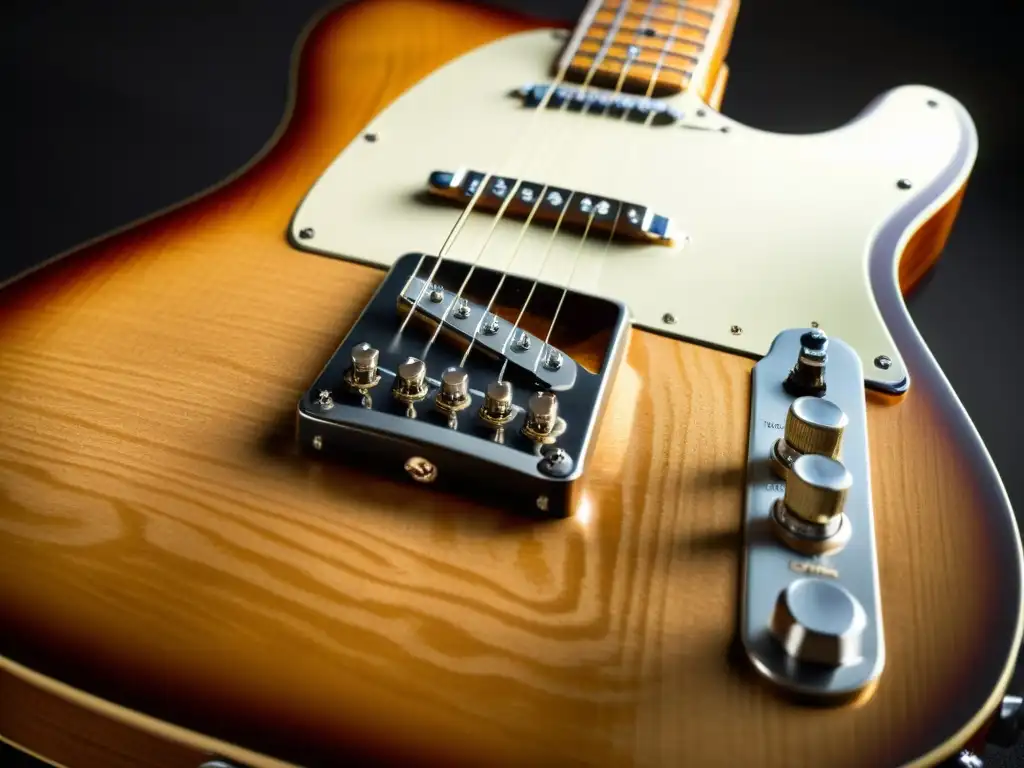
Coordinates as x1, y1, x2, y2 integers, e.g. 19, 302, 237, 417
0, 1, 1020, 766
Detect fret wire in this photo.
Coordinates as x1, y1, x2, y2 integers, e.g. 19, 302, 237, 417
569, 52, 694, 78
603, 2, 717, 19
580, 34, 704, 59
588, 21, 709, 42
596, 8, 713, 29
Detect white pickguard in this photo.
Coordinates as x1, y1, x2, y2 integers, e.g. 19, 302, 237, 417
291, 30, 976, 392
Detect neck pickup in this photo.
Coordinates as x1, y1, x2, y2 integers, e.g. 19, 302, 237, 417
426, 169, 674, 246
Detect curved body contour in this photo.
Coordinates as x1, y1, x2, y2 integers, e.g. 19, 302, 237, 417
0, 1, 1020, 767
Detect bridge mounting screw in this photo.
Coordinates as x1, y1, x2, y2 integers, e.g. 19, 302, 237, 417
299, 228, 315, 239
538, 446, 574, 478
662, 312, 677, 324
731, 325, 743, 335
317, 389, 334, 410
311, 435, 323, 451
364, 133, 378, 142
536, 495, 550, 512
897, 178, 913, 190
874, 355, 892, 370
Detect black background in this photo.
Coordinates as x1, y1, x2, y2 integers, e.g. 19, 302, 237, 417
4, 0, 1022, 765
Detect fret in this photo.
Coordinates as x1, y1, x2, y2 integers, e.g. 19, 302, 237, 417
588, 21, 710, 45
581, 30, 705, 59
558, 0, 731, 98
577, 39, 699, 68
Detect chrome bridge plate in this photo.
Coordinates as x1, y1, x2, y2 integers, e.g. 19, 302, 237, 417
296, 253, 630, 517
740, 329, 885, 700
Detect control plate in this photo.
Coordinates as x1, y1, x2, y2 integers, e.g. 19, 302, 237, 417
740, 329, 884, 700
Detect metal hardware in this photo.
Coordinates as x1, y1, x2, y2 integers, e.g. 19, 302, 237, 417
662, 312, 676, 324
479, 380, 516, 427
770, 396, 848, 478
740, 328, 883, 701
298, 228, 314, 240
730, 324, 742, 335
344, 343, 381, 391
514, 83, 682, 126
404, 456, 437, 483
317, 389, 335, 411
523, 392, 568, 444
398, 277, 577, 391
297, 253, 630, 517
783, 328, 828, 398
897, 178, 913, 189
874, 355, 892, 370
543, 348, 563, 371
481, 313, 500, 335
536, 495, 550, 512
537, 446, 574, 478
392, 357, 428, 403
364, 133, 378, 142
311, 435, 323, 451
453, 297, 471, 319
426, 169, 675, 245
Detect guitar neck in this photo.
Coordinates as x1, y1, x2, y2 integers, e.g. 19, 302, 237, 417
558, 0, 741, 99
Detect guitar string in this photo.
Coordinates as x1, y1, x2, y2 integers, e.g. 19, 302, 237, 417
531, 3, 697, 376
411, 0, 637, 361
443, 0, 671, 372
392, 0, 631, 344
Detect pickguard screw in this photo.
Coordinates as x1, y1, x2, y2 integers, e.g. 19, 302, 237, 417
364, 133, 378, 142
897, 178, 913, 190
536, 495, 550, 512
537, 446, 574, 478
662, 312, 677, 324
696, 109, 706, 117
299, 228, 315, 239
730, 325, 742, 335
874, 355, 892, 370
927, 99, 938, 107
810, 321, 819, 328
312, 435, 323, 451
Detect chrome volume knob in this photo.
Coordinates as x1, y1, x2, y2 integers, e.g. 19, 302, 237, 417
479, 380, 516, 426
772, 453, 853, 554
392, 357, 428, 402
771, 396, 849, 477
345, 342, 381, 390
769, 578, 868, 667
435, 367, 471, 412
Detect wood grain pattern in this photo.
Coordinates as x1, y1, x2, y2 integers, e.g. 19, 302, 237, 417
0, 1, 1019, 767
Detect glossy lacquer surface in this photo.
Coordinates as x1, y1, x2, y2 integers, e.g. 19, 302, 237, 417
0, 1, 1020, 767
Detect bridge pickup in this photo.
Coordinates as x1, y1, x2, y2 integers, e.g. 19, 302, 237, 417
514, 83, 682, 125
427, 169, 673, 245
398, 277, 578, 392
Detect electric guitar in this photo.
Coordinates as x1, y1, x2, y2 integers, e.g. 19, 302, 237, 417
1, 1, 1021, 766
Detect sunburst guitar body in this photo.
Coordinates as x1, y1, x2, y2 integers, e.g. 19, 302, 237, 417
0, 1, 1021, 767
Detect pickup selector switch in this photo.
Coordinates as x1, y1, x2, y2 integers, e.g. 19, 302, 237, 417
771, 396, 849, 477
784, 329, 828, 397
772, 453, 853, 555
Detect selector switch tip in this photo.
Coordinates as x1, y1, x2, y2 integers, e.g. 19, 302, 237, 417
769, 578, 868, 667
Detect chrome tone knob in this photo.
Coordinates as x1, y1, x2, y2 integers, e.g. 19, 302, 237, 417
346, 342, 381, 389
784, 453, 852, 526
435, 367, 471, 413
769, 578, 868, 667
771, 396, 848, 477
480, 380, 515, 426
771, 454, 853, 554
784, 329, 828, 398
393, 357, 428, 402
